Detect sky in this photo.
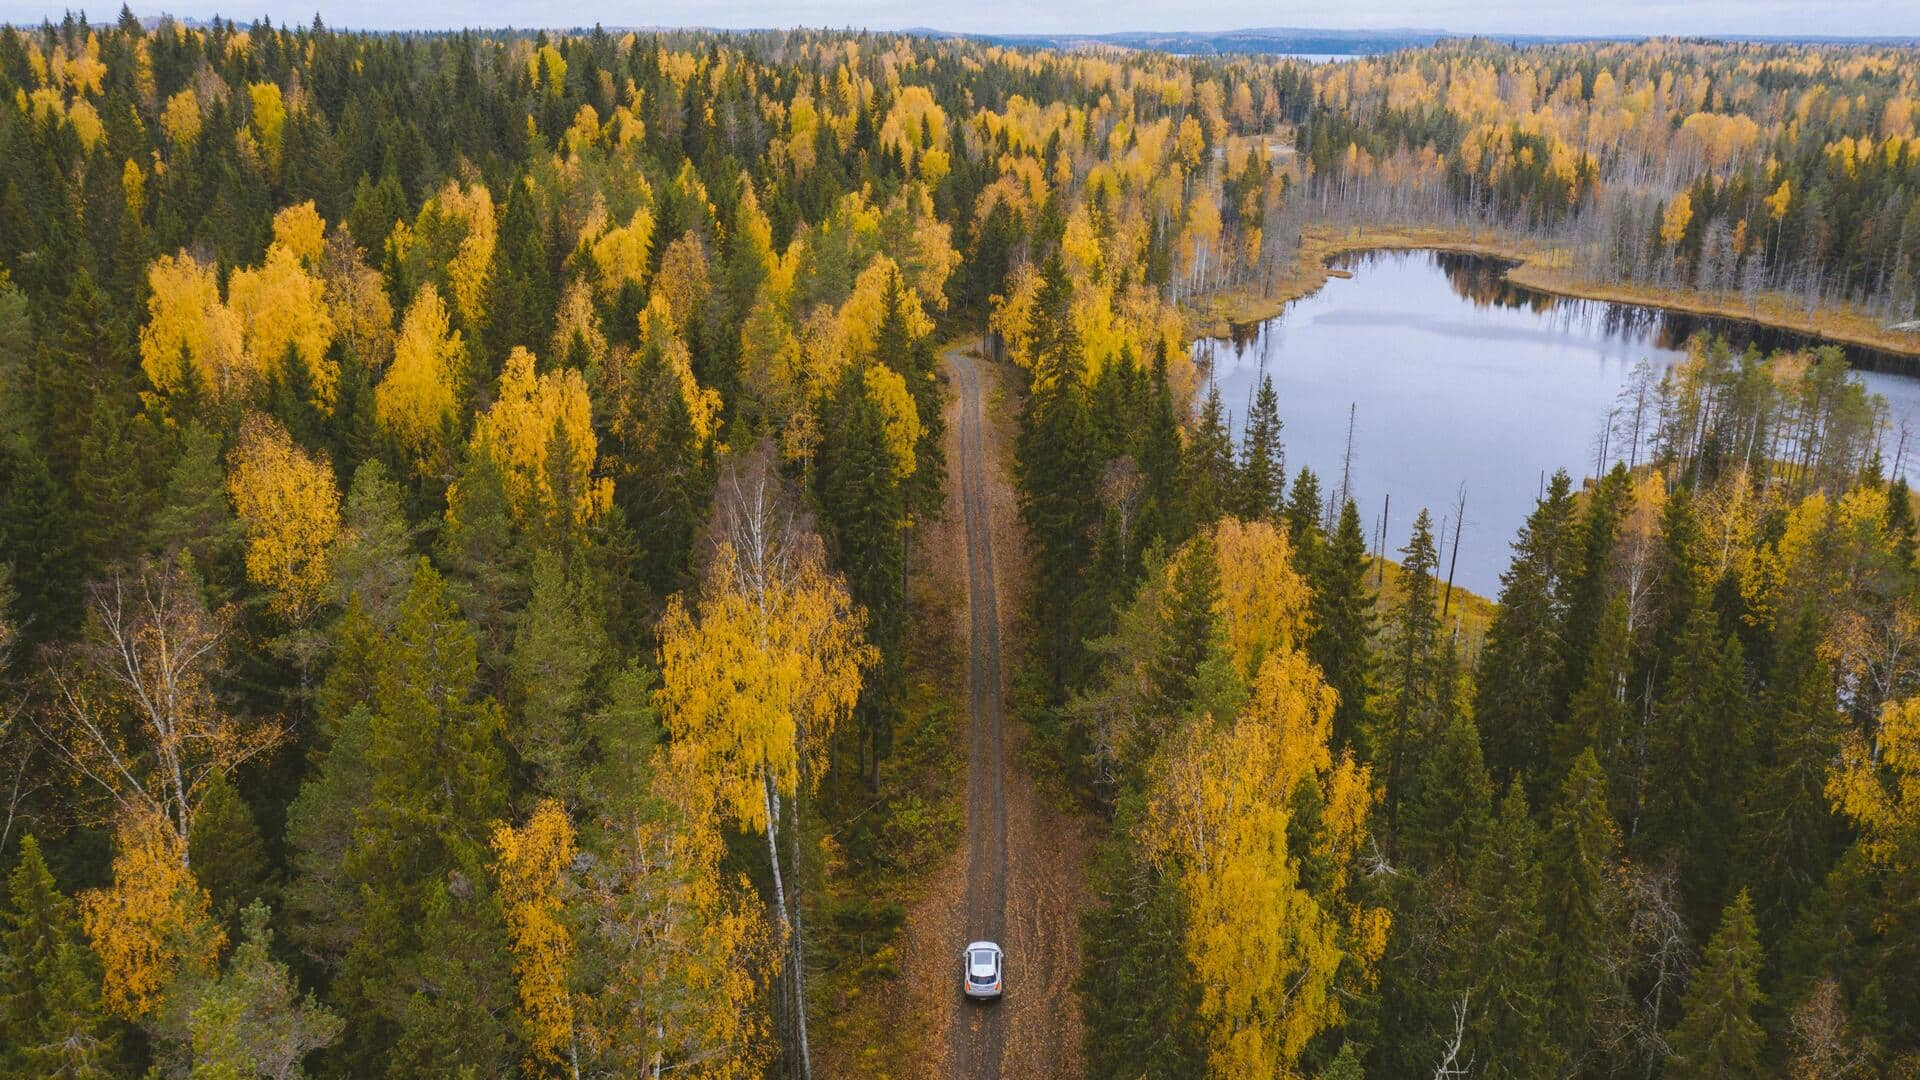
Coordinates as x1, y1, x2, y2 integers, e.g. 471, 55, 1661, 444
3, 0, 1917, 37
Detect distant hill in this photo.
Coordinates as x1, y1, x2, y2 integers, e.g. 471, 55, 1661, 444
967, 26, 1453, 56
952, 26, 1920, 56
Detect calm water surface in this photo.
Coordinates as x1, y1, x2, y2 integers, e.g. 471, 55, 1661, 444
1194, 249, 1920, 598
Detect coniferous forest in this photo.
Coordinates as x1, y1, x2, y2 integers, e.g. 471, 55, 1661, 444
1, 12, 1919, 1078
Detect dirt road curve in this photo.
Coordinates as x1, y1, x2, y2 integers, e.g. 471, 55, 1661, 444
948, 345, 1009, 1080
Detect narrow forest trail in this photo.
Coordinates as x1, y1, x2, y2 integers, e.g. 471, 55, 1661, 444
890, 343, 1093, 1080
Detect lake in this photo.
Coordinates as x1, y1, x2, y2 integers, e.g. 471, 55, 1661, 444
1192, 249, 1920, 598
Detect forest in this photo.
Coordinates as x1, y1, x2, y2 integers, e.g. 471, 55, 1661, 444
0, 10, 1917, 1078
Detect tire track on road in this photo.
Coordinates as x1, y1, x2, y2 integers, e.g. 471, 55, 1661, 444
947, 345, 1008, 1080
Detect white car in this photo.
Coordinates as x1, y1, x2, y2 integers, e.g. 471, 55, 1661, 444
962, 941, 1004, 1000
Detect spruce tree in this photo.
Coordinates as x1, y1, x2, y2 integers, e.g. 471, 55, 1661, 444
439, 451, 532, 682
70, 396, 152, 571
1741, 605, 1846, 938
816, 363, 907, 787
1565, 473, 1630, 683
482, 178, 553, 365
1646, 484, 1705, 696
1235, 371, 1284, 521
0, 835, 115, 1077
1310, 498, 1373, 752
330, 559, 510, 1073
1667, 889, 1768, 1079
185, 902, 343, 1077
1144, 530, 1225, 723
329, 459, 416, 628
188, 770, 273, 921
1400, 710, 1492, 874
1184, 381, 1235, 529
1463, 784, 1561, 1080
1887, 477, 1916, 573
1132, 350, 1187, 551
1476, 470, 1576, 798
875, 270, 944, 525
1284, 466, 1324, 570
1553, 594, 1632, 799
146, 421, 245, 588
1376, 509, 1441, 825
1544, 748, 1621, 1070
511, 548, 613, 804
1645, 604, 1751, 923
1014, 256, 1100, 694
1077, 814, 1205, 1078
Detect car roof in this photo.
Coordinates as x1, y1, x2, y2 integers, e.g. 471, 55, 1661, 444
965, 941, 1000, 953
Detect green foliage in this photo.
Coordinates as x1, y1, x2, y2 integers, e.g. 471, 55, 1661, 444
184, 903, 343, 1078
1077, 810, 1206, 1079
0, 836, 115, 1078
1234, 371, 1284, 522
1476, 469, 1575, 797
817, 362, 909, 786
187, 772, 272, 923
1374, 509, 1442, 827
1644, 603, 1753, 925
510, 547, 612, 803
1667, 890, 1768, 1079
1464, 784, 1560, 1080
1543, 749, 1622, 1068
1309, 498, 1372, 752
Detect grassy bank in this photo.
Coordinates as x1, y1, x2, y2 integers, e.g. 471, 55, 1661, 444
1188, 223, 1920, 360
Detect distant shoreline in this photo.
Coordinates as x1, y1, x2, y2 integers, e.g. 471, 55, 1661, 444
1191, 223, 1920, 361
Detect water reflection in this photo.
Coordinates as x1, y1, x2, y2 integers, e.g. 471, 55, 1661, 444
1197, 249, 1920, 598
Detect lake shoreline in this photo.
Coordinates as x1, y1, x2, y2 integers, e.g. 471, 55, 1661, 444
1189, 223, 1920, 362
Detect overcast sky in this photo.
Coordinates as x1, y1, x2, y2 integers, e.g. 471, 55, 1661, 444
5, 0, 1917, 38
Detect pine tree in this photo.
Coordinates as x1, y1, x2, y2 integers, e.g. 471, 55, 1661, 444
1543, 749, 1621, 1070
1463, 784, 1561, 1080
1235, 371, 1284, 521
1477, 470, 1576, 797
1667, 889, 1767, 1078
1309, 498, 1373, 752
0, 835, 115, 1077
